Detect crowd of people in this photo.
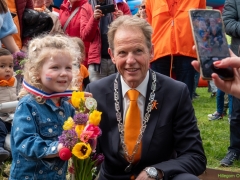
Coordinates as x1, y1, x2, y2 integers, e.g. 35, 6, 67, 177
0, 0, 240, 179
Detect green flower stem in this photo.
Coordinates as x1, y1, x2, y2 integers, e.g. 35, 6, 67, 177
82, 157, 91, 179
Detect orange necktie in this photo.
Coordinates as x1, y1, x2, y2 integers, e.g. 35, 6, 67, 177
124, 89, 141, 163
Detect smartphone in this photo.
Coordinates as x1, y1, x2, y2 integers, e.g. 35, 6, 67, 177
97, 4, 115, 15
189, 9, 234, 80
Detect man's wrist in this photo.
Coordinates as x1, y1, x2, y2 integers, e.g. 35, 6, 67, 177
144, 167, 164, 180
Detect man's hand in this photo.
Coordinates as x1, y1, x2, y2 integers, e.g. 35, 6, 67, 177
114, 9, 123, 18
94, 5, 104, 20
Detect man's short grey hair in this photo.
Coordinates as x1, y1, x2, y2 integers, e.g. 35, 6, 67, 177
107, 15, 153, 51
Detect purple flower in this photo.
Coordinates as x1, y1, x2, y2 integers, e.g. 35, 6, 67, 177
92, 153, 104, 166
12, 51, 27, 74
58, 129, 78, 149
13, 51, 26, 60
73, 113, 88, 125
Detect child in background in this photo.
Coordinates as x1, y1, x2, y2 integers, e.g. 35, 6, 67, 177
9, 34, 80, 180
71, 37, 90, 91
0, 48, 18, 163
135, 0, 147, 19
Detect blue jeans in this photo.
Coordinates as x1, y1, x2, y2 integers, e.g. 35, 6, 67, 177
216, 89, 232, 116
151, 56, 195, 99
229, 97, 240, 154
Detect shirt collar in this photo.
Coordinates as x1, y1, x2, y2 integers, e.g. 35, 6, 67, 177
121, 71, 149, 98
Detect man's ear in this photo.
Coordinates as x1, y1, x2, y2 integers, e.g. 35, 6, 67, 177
108, 48, 116, 64
150, 44, 154, 59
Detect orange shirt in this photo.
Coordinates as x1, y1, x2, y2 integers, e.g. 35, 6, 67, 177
78, 64, 89, 91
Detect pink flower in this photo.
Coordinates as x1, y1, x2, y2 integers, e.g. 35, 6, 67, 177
80, 131, 94, 143
84, 124, 102, 138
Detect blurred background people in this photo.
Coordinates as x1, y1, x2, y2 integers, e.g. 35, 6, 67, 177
0, 0, 19, 53
33, 0, 63, 34
59, 0, 89, 68
135, 0, 146, 19
146, 0, 206, 100
5, 0, 34, 51
0, 48, 18, 164
80, 0, 131, 82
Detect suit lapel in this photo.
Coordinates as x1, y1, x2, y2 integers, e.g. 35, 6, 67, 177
141, 70, 162, 159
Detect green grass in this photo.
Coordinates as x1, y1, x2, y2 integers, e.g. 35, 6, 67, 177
0, 87, 239, 179
193, 87, 240, 172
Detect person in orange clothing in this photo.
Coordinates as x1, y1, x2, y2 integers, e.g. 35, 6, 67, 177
145, 0, 206, 99
71, 37, 90, 91
6, 0, 34, 50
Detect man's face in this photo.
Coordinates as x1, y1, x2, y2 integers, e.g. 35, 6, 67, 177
108, 27, 153, 88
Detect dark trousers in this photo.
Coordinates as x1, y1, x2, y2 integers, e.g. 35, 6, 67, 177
0, 119, 11, 147
171, 173, 199, 180
229, 97, 240, 154
151, 56, 195, 99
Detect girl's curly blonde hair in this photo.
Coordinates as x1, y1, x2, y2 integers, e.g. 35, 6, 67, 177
18, 34, 81, 101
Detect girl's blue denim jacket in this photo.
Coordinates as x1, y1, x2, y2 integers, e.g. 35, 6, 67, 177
10, 94, 75, 180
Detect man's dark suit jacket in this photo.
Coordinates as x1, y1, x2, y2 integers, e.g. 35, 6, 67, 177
85, 69, 207, 180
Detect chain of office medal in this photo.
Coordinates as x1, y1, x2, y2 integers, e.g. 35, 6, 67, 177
114, 71, 156, 164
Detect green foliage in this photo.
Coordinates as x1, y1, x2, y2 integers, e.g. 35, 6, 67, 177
193, 87, 240, 172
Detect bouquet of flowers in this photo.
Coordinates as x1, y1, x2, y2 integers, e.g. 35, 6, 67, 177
12, 51, 27, 75
58, 91, 104, 180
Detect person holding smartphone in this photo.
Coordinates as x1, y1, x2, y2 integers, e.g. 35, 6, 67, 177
220, 0, 240, 167
80, 0, 131, 83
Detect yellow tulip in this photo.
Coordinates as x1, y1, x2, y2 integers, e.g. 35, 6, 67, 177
63, 117, 74, 130
71, 91, 85, 108
72, 142, 92, 159
89, 110, 102, 126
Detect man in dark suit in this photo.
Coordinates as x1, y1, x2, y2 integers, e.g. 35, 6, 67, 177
85, 15, 206, 180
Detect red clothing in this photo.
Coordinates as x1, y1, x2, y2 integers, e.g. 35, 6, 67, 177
80, 2, 131, 65
15, 0, 34, 36
59, 0, 90, 65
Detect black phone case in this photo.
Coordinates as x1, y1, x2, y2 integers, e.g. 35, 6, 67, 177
189, 9, 234, 81
98, 4, 115, 14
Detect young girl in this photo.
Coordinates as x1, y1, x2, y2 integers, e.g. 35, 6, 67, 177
0, 48, 18, 162
9, 34, 81, 180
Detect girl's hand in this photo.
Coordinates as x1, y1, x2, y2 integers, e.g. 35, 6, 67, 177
84, 92, 92, 98
57, 143, 64, 152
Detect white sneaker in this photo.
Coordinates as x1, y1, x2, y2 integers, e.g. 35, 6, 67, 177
208, 111, 218, 118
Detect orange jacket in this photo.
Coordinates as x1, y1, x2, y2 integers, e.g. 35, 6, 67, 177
146, 0, 206, 62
